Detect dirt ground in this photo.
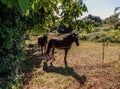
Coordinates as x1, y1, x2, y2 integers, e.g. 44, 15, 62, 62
20, 40, 120, 89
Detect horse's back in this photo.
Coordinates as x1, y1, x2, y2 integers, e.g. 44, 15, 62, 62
48, 38, 69, 49
38, 35, 48, 46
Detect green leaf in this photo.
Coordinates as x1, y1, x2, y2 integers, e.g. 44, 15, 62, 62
18, 0, 30, 16
32, 0, 41, 12
82, 4, 88, 12
1, 0, 16, 8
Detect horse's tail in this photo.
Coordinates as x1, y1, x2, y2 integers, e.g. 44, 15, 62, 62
46, 40, 52, 54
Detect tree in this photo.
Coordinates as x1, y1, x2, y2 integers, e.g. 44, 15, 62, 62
0, 0, 87, 88
114, 6, 120, 30
114, 6, 120, 13
83, 14, 102, 27
103, 14, 119, 26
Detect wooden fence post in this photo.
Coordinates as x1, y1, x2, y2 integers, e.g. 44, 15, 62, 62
118, 52, 120, 61
119, 45, 120, 60
102, 42, 105, 66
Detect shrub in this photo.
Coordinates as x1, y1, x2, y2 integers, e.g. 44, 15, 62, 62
86, 31, 112, 42
80, 29, 120, 43
0, 28, 24, 89
109, 30, 120, 43
79, 34, 88, 40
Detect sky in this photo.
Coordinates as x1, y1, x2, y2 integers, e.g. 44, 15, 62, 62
83, 0, 120, 19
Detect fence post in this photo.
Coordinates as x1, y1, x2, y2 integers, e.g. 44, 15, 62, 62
118, 45, 120, 60
102, 42, 105, 66
118, 52, 120, 61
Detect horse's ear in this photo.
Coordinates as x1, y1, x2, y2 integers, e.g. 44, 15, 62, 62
71, 32, 75, 36
72, 32, 78, 35
72, 32, 75, 34
72, 33, 75, 37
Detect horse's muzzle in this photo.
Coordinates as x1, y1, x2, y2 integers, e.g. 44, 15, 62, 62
76, 42, 79, 46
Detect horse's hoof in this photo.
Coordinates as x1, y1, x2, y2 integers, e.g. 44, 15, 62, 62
65, 65, 68, 69
43, 61, 48, 68
50, 63, 54, 67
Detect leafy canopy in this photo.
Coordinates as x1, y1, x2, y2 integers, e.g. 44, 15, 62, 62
1, 0, 88, 31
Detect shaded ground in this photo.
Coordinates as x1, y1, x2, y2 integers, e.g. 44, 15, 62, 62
20, 41, 120, 89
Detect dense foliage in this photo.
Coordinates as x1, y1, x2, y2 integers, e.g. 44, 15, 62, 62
0, 0, 87, 88
83, 14, 102, 27
0, 1, 25, 88
80, 14, 120, 43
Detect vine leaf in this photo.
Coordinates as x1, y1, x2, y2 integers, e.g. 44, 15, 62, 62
18, 0, 30, 16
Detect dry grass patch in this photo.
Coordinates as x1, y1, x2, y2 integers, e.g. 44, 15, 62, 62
20, 40, 120, 89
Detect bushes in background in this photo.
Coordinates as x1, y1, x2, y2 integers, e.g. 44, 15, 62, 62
80, 29, 120, 43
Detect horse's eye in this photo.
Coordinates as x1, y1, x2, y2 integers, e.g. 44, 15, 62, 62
76, 36, 78, 39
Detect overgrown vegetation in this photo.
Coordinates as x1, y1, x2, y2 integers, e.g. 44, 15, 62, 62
0, 0, 119, 88
0, 2, 25, 88
0, 0, 88, 88
79, 14, 120, 43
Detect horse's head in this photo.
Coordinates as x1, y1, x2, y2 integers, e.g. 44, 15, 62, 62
71, 33, 79, 46
43, 34, 48, 43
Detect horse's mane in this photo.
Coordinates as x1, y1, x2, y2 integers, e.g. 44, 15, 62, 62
63, 33, 73, 40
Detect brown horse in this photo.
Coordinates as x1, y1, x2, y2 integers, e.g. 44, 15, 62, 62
46, 33, 79, 67
38, 34, 48, 55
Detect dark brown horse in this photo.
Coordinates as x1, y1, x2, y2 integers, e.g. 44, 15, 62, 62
38, 34, 48, 54
46, 33, 79, 67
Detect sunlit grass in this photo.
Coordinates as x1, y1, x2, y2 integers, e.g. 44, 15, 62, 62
22, 39, 120, 89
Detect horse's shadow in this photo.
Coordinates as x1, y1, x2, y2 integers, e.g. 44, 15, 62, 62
43, 62, 87, 86
20, 48, 45, 86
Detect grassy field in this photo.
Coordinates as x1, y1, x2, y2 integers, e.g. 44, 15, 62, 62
20, 36, 120, 89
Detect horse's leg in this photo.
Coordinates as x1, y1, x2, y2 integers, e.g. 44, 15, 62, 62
38, 45, 40, 51
46, 45, 51, 62
50, 48, 55, 65
52, 48, 55, 55
46, 42, 51, 54
64, 49, 69, 67
41, 46, 43, 55
44, 45, 47, 54
43, 46, 45, 54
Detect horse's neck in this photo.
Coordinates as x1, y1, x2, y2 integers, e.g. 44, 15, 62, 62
64, 37, 74, 46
